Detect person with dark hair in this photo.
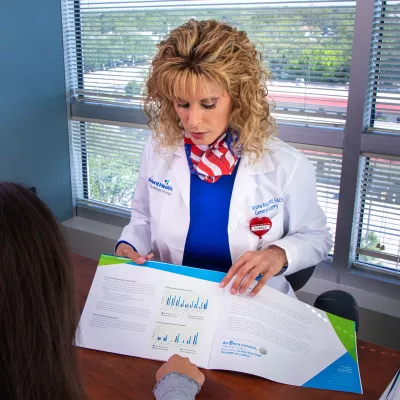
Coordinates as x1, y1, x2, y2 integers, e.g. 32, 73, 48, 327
0, 182, 85, 400
0, 182, 204, 400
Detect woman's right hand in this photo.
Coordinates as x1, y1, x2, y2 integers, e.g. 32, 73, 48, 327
115, 243, 154, 264
156, 355, 205, 387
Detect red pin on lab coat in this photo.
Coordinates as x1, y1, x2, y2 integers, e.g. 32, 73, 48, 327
249, 217, 272, 250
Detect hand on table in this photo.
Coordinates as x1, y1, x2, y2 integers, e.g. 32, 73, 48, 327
115, 243, 154, 264
156, 355, 205, 387
220, 245, 287, 297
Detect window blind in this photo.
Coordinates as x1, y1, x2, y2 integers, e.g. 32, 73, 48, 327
367, 0, 400, 132
296, 147, 342, 255
63, 0, 356, 126
355, 156, 400, 274
70, 121, 149, 209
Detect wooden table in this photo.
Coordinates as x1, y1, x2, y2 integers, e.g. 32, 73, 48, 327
74, 254, 400, 399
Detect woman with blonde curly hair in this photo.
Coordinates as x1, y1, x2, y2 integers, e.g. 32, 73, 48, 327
116, 19, 332, 298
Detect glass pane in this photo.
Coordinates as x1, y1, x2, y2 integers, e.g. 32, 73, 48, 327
69, 0, 356, 125
297, 149, 342, 255
369, 1, 400, 132
71, 122, 150, 208
357, 157, 400, 272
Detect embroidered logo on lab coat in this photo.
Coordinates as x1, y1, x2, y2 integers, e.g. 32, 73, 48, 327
251, 198, 283, 216
148, 177, 173, 195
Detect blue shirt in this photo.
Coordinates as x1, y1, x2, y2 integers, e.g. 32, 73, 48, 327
182, 162, 239, 273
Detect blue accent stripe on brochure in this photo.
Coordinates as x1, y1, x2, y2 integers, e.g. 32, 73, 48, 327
302, 352, 362, 394
141, 260, 226, 283
102, 255, 226, 283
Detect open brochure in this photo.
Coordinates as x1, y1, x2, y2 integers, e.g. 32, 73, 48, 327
77, 254, 362, 394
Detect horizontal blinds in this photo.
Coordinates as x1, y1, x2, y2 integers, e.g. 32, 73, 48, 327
355, 156, 400, 273
367, 0, 400, 133
296, 147, 342, 255
63, 0, 356, 126
70, 121, 149, 208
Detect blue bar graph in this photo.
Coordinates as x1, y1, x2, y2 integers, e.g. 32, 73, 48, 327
166, 294, 209, 310
172, 331, 199, 345
154, 324, 200, 347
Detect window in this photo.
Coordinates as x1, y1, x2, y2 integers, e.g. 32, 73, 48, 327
64, 0, 356, 125
297, 148, 342, 255
356, 0, 400, 273
355, 156, 400, 273
367, 0, 400, 132
70, 121, 149, 208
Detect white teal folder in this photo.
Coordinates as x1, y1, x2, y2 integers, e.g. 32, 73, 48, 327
77, 255, 362, 394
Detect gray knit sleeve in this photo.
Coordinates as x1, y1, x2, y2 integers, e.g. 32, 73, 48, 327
153, 372, 201, 400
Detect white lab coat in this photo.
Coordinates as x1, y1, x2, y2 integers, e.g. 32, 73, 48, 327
119, 136, 333, 297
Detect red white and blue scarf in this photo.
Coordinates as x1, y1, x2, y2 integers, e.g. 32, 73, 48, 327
184, 129, 239, 183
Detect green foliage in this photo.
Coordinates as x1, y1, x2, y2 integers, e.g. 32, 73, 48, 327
125, 80, 144, 96
88, 155, 139, 207
361, 231, 380, 250
84, 123, 147, 207
359, 231, 383, 266
81, 11, 161, 72
80, 6, 356, 83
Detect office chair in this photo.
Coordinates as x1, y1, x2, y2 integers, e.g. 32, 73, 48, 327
286, 265, 316, 292
286, 266, 360, 332
314, 290, 360, 333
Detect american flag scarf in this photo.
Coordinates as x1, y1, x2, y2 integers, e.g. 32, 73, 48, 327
184, 130, 239, 183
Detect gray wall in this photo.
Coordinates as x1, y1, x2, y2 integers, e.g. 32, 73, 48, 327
0, 2, 72, 221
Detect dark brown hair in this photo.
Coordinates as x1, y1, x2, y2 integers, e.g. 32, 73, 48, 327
0, 183, 85, 399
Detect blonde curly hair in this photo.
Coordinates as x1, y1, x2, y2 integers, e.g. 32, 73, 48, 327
144, 19, 275, 162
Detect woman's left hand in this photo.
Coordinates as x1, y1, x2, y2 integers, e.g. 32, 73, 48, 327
220, 246, 287, 297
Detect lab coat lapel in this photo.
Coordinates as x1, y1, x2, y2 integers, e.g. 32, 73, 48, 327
230, 161, 258, 211
230, 151, 275, 212
171, 145, 190, 210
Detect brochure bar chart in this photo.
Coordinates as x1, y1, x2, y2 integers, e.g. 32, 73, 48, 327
161, 287, 210, 312
166, 294, 209, 310
153, 323, 201, 347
